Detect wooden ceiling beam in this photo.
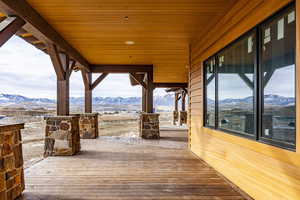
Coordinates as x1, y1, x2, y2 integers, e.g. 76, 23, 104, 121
0, 0, 90, 71
154, 82, 188, 89
90, 65, 153, 73
0, 16, 25, 47
91, 73, 108, 90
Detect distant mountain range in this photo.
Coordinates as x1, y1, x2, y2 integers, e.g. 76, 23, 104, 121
0, 93, 175, 106
208, 94, 295, 106
0, 93, 295, 107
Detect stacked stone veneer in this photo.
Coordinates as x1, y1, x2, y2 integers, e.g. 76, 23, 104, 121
173, 111, 179, 125
179, 111, 188, 125
139, 113, 160, 139
44, 116, 80, 157
0, 124, 25, 200
78, 113, 99, 139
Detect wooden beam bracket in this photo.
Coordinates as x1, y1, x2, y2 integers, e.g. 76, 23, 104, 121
129, 73, 147, 89
0, 0, 90, 71
0, 16, 25, 47
91, 73, 108, 90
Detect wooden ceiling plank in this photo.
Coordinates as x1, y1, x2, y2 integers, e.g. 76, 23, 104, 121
0, 16, 25, 47
154, 82, 188, 88
0, 0, 90, 71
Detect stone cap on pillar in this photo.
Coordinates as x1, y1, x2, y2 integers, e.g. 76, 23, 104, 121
44, 115, 80, 120
72, 113, 99, 117
140, 112, 160, 116
0, 123, 24, 132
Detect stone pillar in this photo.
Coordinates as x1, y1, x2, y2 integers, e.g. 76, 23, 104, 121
0, 123, 25, 200
139, 113, 160, 139
173, 111, 179, 125
179, 111, 187, 125
44, 116, 80, 157
78, 113, 99, 139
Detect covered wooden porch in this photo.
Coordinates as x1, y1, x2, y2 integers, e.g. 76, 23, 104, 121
21, 130, 249, 200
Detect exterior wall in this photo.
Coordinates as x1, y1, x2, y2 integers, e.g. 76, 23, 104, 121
44, 116, 80, 156
0, 124, 25, 200
189, 0, 300, 199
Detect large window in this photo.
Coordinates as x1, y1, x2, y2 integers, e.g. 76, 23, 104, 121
218, 31, 256, 137
260, 5, 296, 149
203, 3, 296, 150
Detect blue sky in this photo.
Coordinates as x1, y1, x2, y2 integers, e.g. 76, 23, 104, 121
0, 36, 166, 99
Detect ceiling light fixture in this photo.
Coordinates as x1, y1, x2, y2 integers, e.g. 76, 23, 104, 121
125, 41, 135, 45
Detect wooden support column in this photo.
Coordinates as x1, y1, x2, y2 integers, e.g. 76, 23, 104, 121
57, 78, 69, 115
142, 87, 147, 112
181, 91, 186, 111
82, 72, 108, 113
48, 43, 74, 116
81, 70, 92, 113
146, 71, 154, 113
175, 93, 179, 111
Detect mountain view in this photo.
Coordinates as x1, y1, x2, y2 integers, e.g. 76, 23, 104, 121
0, 93, 175, 106
208, 94, 295, 107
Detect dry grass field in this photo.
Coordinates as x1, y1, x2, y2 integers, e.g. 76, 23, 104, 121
0, 108, 176, 168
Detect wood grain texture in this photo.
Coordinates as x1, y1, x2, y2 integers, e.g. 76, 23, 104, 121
189, 1, 300, 200
23, 0, 237, 83
21, 130, 249, 200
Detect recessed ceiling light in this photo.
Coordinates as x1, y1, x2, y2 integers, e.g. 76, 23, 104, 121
125, 41, 135, 45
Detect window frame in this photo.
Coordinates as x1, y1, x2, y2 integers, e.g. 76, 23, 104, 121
257, 4, 296, 151
202, 2, 296, 151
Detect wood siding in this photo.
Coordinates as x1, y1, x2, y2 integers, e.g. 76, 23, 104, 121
189, 0, 300, 199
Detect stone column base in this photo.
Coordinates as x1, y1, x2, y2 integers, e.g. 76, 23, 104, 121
77, 113, 99, 139
173, 111, 178, 125
179, 111, 188, 125
139, 113, 160, 139
0, 123, 25, 200
44, 116, 80, 157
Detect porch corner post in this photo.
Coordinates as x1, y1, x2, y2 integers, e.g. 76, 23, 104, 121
57, 78, 70, 115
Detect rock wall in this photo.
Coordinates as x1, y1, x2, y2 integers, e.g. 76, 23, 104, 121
179, 111, 187, 125
173, 111, 178, 125
78, 113, 99, 139
44, 116, 80, 157
0, 124, 25, 200
139, 113, 160, 139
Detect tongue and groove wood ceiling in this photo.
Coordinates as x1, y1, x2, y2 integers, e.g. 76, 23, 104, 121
22, 0, 236, 82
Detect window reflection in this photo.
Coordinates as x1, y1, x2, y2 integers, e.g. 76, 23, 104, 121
205, 58, 216, 127
261, 7, 296, 146
218, 32, 256, 136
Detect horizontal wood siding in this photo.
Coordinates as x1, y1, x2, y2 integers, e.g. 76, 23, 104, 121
189, 0, 300, 199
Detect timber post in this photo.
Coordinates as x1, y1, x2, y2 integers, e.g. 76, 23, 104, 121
48, 43, 74, 116
146, 70, 154, 113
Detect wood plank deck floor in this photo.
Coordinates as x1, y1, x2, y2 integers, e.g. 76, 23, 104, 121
20, 130, 250, 200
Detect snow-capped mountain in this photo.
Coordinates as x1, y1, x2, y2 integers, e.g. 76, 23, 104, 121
0, 93, 174, 106
207, 94, 294, 106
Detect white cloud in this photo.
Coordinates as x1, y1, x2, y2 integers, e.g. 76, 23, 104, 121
0, 36, 166, 99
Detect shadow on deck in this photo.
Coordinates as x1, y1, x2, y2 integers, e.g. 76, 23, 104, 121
20, 130, 250, 200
